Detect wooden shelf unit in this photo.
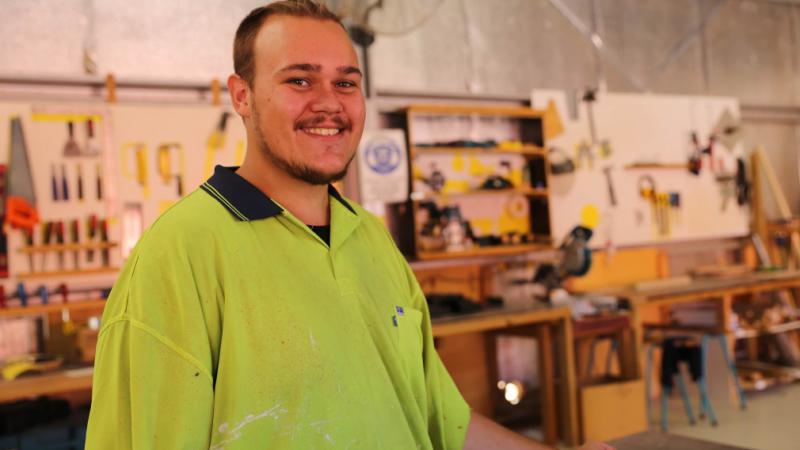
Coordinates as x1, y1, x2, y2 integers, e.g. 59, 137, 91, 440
404, 104, 553, 260
411, 145, 547, 156
413, 187, 549, 201
406, 104, 543, 118
734, 320, 800, 339
624, 162, 689, 170
17, 267, 119, 280
19, 242, 118, 253
0, 299, 106, 318
0, 367, 94, 403
417, 243, 551, 261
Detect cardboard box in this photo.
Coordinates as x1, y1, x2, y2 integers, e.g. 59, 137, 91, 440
580, 379, 647, 442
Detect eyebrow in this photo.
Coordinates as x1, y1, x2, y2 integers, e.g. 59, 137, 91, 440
338, 66, 363, 77
277, 63, 362, 77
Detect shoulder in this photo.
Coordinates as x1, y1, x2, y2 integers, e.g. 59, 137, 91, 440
103, 189, 229, 323
134, 188, 237, 257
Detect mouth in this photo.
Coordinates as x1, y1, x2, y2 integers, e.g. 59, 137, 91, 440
302, 127, 343, 137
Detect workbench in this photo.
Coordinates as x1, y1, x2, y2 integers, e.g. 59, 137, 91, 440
0, 367, 93, 404
0, 304, 580, 445
432, 304, 579, 446
0, 299, 104, 404
602, 270, 800, 379
609, 431, 752, 450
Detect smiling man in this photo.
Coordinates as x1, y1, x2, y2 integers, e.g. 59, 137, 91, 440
85, 2, 611, 449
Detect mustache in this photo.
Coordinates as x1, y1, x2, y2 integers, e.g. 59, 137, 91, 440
294, 115, 351, 131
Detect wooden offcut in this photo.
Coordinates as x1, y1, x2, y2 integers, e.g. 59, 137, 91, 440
580, 379, 647, 442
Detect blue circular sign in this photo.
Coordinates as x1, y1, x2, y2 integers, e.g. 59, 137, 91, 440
364, 138, 402, 175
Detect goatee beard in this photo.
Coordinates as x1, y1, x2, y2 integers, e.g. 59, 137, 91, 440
252, 107, 354, 185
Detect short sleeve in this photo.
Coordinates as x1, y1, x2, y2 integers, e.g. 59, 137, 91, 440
85, 316, 215, 450
86, 227, 220, 449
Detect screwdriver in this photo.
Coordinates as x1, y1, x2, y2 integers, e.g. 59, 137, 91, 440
58, 283, 68, 304
87, 215, 98, 262
51, 164, 60, 201
41, 221, 53, 272
77, 164, 84, 201
38, 285, 48, 305
99, 218, 110, 267
16, 282, 27, 307
23, 227, 35, 273
61, 165, 69, 201
70, 219, 80, 269
55, 221, 65, 270
96, 163, 103, 200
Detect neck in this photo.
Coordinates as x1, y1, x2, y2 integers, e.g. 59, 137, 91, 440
236, 152, 330, 226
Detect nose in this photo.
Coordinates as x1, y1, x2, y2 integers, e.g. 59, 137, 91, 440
309, 85, 343, 114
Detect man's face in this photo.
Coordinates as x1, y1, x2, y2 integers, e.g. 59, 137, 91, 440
248, 16, 366, 185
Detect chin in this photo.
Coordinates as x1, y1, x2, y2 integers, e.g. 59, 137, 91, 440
317, 167, 349, 182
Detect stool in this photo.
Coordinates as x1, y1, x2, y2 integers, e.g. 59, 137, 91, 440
574, 314, 633, 381
644, 330, 747, 432
587, 337, 619, 376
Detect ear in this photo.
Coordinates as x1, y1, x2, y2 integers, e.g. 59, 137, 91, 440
228, 74, 251, 118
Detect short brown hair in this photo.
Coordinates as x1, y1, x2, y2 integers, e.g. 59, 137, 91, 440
233, 0, 344, 87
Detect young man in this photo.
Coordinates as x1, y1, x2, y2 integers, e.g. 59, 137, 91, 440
86, 2, 612, 449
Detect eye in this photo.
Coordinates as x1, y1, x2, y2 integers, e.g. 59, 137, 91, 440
287, 78, 310, 87
336, 80, 358, 89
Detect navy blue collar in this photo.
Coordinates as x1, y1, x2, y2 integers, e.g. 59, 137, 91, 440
200, 165, 356, 221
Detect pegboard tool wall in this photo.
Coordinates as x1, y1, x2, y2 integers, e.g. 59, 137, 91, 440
0, 102, 247, 295
532, 90, 750, 248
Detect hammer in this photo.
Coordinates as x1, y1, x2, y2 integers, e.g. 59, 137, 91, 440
603, 167, 617, 207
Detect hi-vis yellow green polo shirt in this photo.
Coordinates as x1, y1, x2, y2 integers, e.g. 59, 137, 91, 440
86, 166, 470, 450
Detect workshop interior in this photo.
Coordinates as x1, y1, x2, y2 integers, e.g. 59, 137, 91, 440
1, 0, 800, 449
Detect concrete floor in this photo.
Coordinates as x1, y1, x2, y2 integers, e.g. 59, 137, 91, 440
542, 342, 800, 450
660, 343, 800, 450
666, 381, 800, 450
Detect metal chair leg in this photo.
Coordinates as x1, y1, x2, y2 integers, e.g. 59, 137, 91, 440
676, 368, 697, 425
700, 336, 719, 426
606, 338, 619, 375
587, 338, 597, 376
717, 334, 747, 410
646, 344, 655, 425
661, 384, 671, 432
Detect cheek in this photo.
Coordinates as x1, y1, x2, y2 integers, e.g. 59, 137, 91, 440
345, 97, 366, 129
260, 92, 306, 129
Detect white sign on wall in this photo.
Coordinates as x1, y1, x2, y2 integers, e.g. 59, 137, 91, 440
357, 129, 409, 204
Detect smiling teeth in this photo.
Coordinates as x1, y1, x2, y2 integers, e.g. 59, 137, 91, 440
306, 128, 340, 136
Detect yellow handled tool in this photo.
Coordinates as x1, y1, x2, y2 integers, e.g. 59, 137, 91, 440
205, 112, 231, 178
157, 142, 185, 197
121, 142, 150, 199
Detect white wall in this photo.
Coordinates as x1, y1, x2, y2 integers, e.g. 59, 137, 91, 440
1, 0, 798, 215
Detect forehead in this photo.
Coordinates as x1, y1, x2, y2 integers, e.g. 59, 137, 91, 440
253, 16, 359, 75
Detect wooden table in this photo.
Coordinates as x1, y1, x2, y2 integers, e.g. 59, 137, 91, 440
432, 305, 579, 446
597, 270, 800, 378
609, 431, 753, 450
0, 367, 93, 403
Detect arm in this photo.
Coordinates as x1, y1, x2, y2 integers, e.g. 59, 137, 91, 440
85, 231, 220, 449
464, 411, 616, 450
464, 411, 553, 450
85, 318, 215, 450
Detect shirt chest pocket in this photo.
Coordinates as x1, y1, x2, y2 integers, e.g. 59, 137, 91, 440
394, 307, 425, 381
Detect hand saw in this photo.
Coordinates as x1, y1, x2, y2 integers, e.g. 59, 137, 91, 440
5, 117, 39, 230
